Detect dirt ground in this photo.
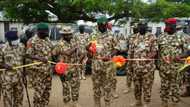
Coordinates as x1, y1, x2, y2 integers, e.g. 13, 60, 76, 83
0, 71, 190, 107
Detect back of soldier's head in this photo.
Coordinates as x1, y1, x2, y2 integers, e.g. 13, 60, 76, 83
79, 25, 85, 34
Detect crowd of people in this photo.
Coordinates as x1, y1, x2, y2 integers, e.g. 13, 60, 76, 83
0, 16, 190, 107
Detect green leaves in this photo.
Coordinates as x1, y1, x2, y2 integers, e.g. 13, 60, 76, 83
1, 0, 190, 23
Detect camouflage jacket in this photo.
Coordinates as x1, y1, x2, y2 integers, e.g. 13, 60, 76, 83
128, 33, 158, 68
92, 31, 116, 58
158, 33, 186, 65
26, 36, 53, 72
74, 33, 89, 58
114, 34, 128, 52
53, 36, 84, 64
0, 42, 25, 74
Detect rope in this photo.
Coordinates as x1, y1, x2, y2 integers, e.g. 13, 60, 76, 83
0, 61, 82, 71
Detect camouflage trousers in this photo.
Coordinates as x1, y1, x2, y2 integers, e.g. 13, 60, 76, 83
126, 63, 133, 88
133, 66, 154, 103
159, 65, 180, 103
1, 72, 24, 107
60, 67, 80, 103
78, 65, 86, 78
33, 70, 52, 107
92, 60, 116, 105
26, 68, 35, 87
112, 75, 117, 92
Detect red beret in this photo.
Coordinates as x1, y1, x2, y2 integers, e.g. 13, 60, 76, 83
165, 18, 177, 24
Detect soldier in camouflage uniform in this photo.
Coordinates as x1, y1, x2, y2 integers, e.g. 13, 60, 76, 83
75, 25, 89, 80
26, 23, 53, 107
53, 26, 84, 107
176, 27, 190, 97
0, 31, 25, 107
123, 24, 139, 94
128, 23, 157, 107
88, 16, 117, 107
158, 18, 186, 107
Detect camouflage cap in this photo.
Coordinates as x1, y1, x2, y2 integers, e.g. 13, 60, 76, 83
59, 26, 73, 35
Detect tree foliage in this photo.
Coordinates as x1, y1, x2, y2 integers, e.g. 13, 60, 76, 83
143, 0, 190, 22
0, 0, 129, 23
0, 0, 190, 23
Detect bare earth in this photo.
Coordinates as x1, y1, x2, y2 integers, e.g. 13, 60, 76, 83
0, 71, 190, 107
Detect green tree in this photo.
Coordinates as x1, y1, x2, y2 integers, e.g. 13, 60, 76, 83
1, 0, 190, 23
0, 0, 130, 23
144, 0, 190, 22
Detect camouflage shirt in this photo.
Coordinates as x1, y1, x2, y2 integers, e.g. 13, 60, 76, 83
53, 37, 80, 64
158, 33, 186, 66
128, 33, 158, 71
93, 31, 115, 57
0, 42, 25, 74
26, 36, 53, 73
114, 34, 128, 51
74, 33, 89, 58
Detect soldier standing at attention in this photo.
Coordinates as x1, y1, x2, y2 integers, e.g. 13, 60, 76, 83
128, 23, 157, 107
158, 18, 186, 107
88, 16, 117, 107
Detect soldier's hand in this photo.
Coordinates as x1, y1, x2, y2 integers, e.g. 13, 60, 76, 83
3, 64, 13, 70
39, 57, 48, 63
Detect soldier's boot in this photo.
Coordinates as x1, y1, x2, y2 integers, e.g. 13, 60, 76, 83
112, 91, 119, 99
181, 86, 190, 97
130, 100, 143, 107
94, 99, 101, 107
123, 87, 132, 94
161, 102, 168, 107
105, 102, 111, 107
72, 101, 81, 107
81, 71, 86, 80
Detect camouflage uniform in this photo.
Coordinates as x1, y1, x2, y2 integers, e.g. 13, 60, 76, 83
74, 33, 89, 79
0, 42, 25, 107
126, 35, 134, 90
158, 33, 186, 104
91, 32, 116, 106
53, 38, 81, 104
128, 33, 157, 104
178, 33, 190, 97
26, 36, 53, 107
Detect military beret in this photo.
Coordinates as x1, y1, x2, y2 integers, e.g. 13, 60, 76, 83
97, 16, 108, 24
36, 22, 49, 30
165, 18, 177, 24
5, 31, 18, 41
